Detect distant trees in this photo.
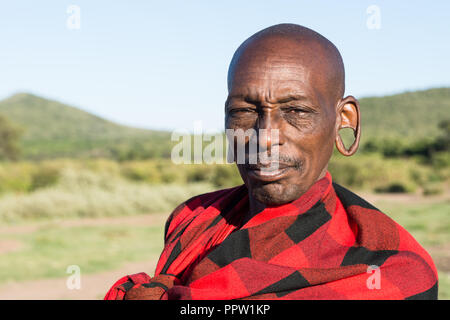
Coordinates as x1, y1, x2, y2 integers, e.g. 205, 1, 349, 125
362, 119, 450, 162
0, 115, 23, 161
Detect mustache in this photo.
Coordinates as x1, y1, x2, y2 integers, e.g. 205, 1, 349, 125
243, 155, 303, 171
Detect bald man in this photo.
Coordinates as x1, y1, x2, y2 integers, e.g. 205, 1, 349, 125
105, 24, 438, 300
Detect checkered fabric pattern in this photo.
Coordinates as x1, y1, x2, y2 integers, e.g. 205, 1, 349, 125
104, 171, 438, 300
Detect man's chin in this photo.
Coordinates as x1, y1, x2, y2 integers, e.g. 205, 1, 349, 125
251, 183, 301, 207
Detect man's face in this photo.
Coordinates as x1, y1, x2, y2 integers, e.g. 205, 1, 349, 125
225, 36, 338, 207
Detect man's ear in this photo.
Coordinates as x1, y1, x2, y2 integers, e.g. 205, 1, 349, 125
335, 95, 361, 156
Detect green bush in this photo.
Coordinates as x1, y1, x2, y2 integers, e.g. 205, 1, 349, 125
432, 152, 450, 169
0, 162, 34, 194
0, 167, 216, 223
120, 161, 162, 183
422, 183, 444, 196
211, 165, 243, 188
374, 182, 415, 194
186, 165, 214, 183
328, 153, 438, 193
0, 155, 447, 198
29, 166, 60, 191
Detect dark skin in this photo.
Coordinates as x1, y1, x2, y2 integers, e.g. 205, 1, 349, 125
225, 24, 360, 218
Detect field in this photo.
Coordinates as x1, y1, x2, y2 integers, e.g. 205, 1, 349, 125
0, 192, 448, 299
0, 88, 448, 300
0, 158, 448, 299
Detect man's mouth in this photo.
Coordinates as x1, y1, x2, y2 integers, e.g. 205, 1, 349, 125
245, 163, 293, 181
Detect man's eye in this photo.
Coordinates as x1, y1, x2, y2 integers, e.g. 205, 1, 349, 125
283, 107, 308, 114
229, 108, 256, 115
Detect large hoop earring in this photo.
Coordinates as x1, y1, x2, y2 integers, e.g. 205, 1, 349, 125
335, 99, 361, 156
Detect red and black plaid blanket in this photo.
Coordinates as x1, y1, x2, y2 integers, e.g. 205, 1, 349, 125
104, 172, 438, 300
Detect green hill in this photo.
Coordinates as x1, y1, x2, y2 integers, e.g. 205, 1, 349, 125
0, 88, 448, 160
0, 93, 172, 160
358, 87, 450, 143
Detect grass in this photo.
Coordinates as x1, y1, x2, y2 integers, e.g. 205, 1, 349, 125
375, 199, 450, 246
0, 160, 447, 299
0, 223, 164, 284
438, 272, 450, 300
0, 155, 447, 197
0, 193, 448, 299
0, 167, 216, 224
371, 197, 450, 300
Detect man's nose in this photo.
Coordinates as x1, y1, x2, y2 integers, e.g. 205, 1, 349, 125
256, 108, 281, 151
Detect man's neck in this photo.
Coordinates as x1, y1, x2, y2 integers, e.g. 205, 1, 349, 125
247, 167, 329, 218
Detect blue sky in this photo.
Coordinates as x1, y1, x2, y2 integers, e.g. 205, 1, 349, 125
0, 1, 449, 132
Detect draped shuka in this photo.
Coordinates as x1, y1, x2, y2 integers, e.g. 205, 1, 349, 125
104, 172, 438, 300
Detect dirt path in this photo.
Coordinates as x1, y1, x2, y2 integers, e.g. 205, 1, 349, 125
0, 259, 157, 300
357, 190, 450, 205
0, 213, 168, 300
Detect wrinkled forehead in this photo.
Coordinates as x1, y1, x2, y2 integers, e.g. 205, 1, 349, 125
227, 35, 343, 105
228, 52, 314, 103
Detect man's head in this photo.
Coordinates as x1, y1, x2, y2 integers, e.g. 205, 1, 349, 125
225, 23, 360, 208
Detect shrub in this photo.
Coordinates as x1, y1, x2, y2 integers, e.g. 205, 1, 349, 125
211, 165, 243, 188
329, 153, 431, 193
374, 182, 414, 193
29, 167, 60, 191
186, 165, 214, 183
432, 152, 450, 169
0, 162, 34, 194
422, 183, 444, 196
120, 161, 161, 183
0, 167, 215, 223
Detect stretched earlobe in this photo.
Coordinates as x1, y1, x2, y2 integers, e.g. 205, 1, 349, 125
335, 96, 361, 156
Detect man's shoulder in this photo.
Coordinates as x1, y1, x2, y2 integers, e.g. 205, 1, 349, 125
164, 184, 245, 240
332, 182, 380, 211
333, 182, 438, 280
169, 184, 244, 219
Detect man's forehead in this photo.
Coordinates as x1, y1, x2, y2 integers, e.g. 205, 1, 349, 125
229, 51, 333, 99
230, 34, 325, 72
227, 80, 315, 105
227, 52, 320, 104
231, 54, 310, 82
227, 27, 345, 105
